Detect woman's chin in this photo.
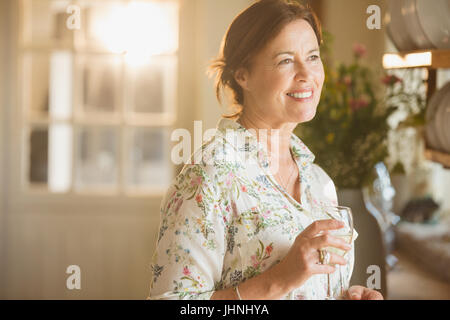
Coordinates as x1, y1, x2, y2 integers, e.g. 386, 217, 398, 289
290, 108, 317, 124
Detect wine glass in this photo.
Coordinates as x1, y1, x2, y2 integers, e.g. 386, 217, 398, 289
317, 205, 354, 299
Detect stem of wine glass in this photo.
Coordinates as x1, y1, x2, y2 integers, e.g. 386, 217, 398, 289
327, 274, 331, 298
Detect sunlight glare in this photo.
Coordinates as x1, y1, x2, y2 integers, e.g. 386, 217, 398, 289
92, 1, 178, 66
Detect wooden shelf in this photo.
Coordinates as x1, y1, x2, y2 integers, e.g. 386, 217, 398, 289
425, 148, 450, 169
383, 49, 450, 168
383, 49, 450, 69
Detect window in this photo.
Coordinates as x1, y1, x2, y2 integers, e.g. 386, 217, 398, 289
20, 0, 178, 196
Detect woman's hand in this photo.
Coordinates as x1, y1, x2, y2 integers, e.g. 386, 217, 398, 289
276, 219, 352, 291
346, 285, 384, 300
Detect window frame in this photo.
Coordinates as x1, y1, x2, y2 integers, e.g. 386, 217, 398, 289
11, 0, 181, 211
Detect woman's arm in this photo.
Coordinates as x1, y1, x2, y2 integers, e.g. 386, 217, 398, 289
211, 260, 294, 300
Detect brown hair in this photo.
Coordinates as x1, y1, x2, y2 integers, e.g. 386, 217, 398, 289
209, 0, 322, 118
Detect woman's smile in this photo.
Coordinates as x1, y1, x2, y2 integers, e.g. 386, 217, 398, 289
286, 88, 314, 101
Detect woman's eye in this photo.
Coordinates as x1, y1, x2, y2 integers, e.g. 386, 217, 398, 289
279, 58, 293, 65
309, 55, 320, 61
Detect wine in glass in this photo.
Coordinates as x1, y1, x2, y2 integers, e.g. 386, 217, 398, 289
321, 205, 354, 299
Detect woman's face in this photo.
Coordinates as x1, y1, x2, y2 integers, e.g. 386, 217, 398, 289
236, 19, 324, 127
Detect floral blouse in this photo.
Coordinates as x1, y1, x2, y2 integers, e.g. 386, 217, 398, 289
148, 118, 358, 300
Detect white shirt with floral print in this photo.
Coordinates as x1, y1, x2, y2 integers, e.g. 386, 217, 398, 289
148, 118, 358, 300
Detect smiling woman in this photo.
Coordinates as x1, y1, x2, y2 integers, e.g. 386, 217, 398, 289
149, 0, 383, 300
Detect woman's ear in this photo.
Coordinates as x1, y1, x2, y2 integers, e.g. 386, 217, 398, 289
234, 67, 249, 91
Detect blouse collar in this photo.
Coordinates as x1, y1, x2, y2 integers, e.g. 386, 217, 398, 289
216, 118, 315, 169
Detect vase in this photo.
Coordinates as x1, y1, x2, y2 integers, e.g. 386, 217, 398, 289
337, 188, 388, 298
390, 174, 411, 215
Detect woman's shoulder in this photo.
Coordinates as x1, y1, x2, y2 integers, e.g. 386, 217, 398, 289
169, 134, 241, 196
187, 134, 236, 167
310, 163, 333, 182
309, 163, 338, 205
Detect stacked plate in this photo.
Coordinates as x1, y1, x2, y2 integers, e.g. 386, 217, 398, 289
387, 0, 450, 51
425, 82, 450, 152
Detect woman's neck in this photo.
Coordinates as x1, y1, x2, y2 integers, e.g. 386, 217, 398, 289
237, 110, 297, 172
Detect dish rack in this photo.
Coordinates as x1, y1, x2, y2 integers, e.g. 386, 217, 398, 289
382, 49, 450, 169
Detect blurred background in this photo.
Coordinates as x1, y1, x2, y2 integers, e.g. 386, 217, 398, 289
0, 0, 449, 299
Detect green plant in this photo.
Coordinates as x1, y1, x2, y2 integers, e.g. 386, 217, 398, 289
294, 33, 400, 189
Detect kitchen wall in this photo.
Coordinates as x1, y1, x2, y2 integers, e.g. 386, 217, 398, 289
321, 0, 387, 71
185, 0, 252, 133
0, 0, 10, 300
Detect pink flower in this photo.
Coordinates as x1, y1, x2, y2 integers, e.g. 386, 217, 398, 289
195, 194, 202, 203
241, 185, 247, 192
251, 255, 259, 268
381, 74, 402, 86
349, 97, 369, 111
265, 244, 273, 255
343, 75, 352, 86
183, 266, 191, 276
262, 210, 271, 218
353, 43, 367, 58
190, 176, 203, 187
175, 199, 183, 212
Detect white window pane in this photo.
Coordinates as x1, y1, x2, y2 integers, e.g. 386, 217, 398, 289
78, 1, 179, 56
76, 54, 122, 114
126, 128, 172, 190
48, 124, 73, 193
29, 127, 48, 184
49, 51, 73, 120
22, 0, 73, 44
126, 55, 177, 115
75, 127, 118, 190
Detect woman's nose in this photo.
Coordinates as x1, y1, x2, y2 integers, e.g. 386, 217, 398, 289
294, 63, 313, 82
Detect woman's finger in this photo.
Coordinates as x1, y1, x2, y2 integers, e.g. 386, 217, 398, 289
347, 285, 365, 300
314, 251, 347, 267
301, 219, 344, 238
310, 234, 352, 252
312, 263, 336, 275
363, 289, 384, 300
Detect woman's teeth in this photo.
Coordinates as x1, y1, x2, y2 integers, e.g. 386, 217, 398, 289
287, 91, 312, 99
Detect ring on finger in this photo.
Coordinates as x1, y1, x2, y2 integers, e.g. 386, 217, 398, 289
318, 249, 330, 265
